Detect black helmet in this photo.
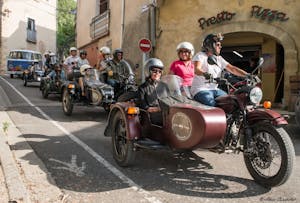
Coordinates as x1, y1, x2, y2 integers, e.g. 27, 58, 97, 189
113, 48, 123, 59
80, 50, 87, 56
202, 33, 223, 55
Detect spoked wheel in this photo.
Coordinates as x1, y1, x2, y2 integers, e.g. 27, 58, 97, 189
244, 122, 295, 187
111, 111, 136, 166
295, 96, 300, 126
42, 83, 49, 98
62, 88, 73, 116
23, 75, 28, 86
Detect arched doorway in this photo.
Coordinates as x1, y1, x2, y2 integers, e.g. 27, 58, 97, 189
203, 22, 299, 108
220, 32, 284, 105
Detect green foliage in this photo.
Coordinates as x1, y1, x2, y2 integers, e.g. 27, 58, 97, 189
2, 121, 9, 135
57, 0, 77, 59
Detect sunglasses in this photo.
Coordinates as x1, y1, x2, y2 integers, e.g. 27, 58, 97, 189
150, 69, 162, 74
179, 49, 190, 54
216, 43, 222, 47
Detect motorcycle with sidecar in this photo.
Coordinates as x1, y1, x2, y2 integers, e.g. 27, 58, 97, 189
100, 59, 138, 102
23, 60, 45, 86
40, 64, 64, 99
104, 57, 295, 188
61, 65, 114, 115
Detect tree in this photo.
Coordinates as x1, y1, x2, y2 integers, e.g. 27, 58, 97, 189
57, 0, 76, 60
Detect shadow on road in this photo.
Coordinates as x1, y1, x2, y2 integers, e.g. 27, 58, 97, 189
10, 132, 270, 199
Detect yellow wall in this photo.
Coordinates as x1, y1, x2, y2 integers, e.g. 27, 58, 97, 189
76, 0, 300, 108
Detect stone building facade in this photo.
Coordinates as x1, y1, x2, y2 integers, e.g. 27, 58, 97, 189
76, 0, 300, 109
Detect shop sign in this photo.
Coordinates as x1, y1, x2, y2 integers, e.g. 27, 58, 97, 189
198, 11, 236, 30
251, 5, 289, 22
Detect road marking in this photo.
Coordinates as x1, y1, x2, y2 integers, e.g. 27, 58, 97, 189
49, 155, 86, 177
0, 76, 162, 203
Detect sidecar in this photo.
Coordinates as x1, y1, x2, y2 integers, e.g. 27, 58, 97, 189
23, 61, 45, 86
40, 76, 63, 99
61, 67, 114, 116
104, 75, 227, 166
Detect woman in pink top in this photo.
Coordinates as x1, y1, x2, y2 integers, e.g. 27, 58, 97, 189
169, 42, 195, 90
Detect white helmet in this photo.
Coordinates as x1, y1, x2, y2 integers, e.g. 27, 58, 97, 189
99, 46, 111, 55
69, 47, 77, 52
176, 42, 194, 56
80, 64, 92, 75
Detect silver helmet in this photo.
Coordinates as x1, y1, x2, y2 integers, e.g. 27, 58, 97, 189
144, 58, 164, 77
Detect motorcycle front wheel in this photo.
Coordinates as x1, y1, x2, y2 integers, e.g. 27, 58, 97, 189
62, 88, 74, 116
111, 111, 136, 167
23, 75, 28, 86
244, 122, 295, 188
42, 83, 49, 98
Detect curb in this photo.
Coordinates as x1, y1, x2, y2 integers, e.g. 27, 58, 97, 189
0, 114, 29, 202
0, 111, 64, 202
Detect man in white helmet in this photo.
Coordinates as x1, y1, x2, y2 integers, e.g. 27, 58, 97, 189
63, 47, 79, 80
96, 46, 112, 83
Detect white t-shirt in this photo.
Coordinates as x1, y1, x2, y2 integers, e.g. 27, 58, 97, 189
190, 52, 229, 96
77, 58, 89, 68
63, 55, 79, 69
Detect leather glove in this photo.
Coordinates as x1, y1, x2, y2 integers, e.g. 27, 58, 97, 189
245, 73, 252, 79
203, 72, 212, 80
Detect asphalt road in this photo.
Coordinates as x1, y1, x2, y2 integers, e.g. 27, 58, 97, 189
0, 75, 299, 203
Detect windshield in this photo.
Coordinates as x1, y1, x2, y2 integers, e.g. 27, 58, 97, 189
161, 75, 183, 97
85, 69, 102, 85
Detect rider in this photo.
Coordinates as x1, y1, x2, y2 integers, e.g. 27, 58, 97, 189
96, 46, 111, 82
106, 48, 132, 89
63, 47, 79, 80
43, 51, 51, 74
169, 42, 195, 92
191, 33, 249, 106
78, 50, 90, 68
79, 64, 94, 97
47, 64, 65, 87
138, 58, 169, 125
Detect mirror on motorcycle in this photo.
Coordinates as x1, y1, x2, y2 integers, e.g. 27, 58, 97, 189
207, 55, 218, 66
251, 57, 264, 75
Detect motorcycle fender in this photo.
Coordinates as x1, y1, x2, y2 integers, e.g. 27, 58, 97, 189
105, 103, 141, 140
247, 108, 288, 126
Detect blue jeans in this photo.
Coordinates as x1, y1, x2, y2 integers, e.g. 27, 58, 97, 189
194, 89, 227, 106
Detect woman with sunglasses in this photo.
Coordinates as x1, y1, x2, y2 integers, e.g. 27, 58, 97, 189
169, 42, 195, 91
191, 33, 249, 106
138, 58, 169, 125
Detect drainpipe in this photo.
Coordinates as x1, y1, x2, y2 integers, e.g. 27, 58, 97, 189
149, 4, 156, 54
120, 0, 125, 48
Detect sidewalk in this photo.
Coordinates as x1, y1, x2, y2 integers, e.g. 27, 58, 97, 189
0, 84, 64, 202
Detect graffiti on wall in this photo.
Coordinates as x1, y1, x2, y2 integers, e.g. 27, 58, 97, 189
198, 11, 236, 30
251, 5, 289, 22
198, 5, 289, 30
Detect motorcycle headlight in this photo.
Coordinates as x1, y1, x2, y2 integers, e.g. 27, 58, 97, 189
249, 87, 263, 104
